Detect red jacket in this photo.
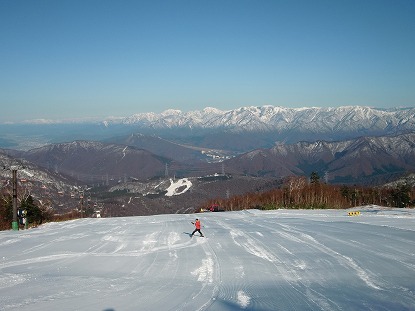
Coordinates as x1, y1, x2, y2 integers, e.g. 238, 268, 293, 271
194, 220, 201, 229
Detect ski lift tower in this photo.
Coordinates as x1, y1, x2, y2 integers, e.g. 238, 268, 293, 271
11, 166, 19, 230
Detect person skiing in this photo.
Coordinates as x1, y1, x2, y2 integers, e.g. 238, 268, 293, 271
191, 218, 204, 237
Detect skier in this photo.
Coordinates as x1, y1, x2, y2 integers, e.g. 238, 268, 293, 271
191, 218, 204, 237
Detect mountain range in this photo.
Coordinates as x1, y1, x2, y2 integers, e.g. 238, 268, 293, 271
2, 105, 415, 151
100, 105, 415, 152
225, 133, 415, 184
1, 105, 414, 216
105, 106, 415, 134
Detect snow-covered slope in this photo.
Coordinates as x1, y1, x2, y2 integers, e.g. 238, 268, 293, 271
1, 207, 414, 310
0, 152, 79, 204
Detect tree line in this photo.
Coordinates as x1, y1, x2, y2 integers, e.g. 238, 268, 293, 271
0, 192, 94, 230
200, 173, 414, 212
1, 172, 413, 230
0, 195, 51, 230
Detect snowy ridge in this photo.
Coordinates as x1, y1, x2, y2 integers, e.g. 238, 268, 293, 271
104, 105, 415, 133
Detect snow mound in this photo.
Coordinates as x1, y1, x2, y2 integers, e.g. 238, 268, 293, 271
165, 178, 192, 196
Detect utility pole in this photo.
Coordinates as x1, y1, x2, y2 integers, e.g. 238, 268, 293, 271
80, 191, 84, 218
11, 168, 18, 231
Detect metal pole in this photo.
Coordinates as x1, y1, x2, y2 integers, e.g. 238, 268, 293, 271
24, 210, 28, 230
12, 169, 18, 230
80, 192, 84, 218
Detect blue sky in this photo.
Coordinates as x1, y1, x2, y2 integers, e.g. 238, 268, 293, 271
1, 0, 414, 123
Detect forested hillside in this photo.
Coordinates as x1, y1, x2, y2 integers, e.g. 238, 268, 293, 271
200, 174, 415, 212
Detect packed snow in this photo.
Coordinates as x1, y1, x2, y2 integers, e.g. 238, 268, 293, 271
1, 206, 414, 311
165, 178, 192, 196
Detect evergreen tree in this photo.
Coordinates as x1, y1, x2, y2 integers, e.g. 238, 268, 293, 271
21, 195, 43, 226
310, 171, 320, 184
391, 183, 411, 208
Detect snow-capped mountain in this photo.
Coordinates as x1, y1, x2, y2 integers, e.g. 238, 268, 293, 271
105, 105, 415, 135
96, 105, 415, 152
2, 105, 414, 152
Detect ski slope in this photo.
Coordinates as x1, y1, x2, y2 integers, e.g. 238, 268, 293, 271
1, 206, 414, 311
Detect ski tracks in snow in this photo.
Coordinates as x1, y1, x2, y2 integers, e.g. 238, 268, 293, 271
215, 216, 343, 310
2, 211, 414, 311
